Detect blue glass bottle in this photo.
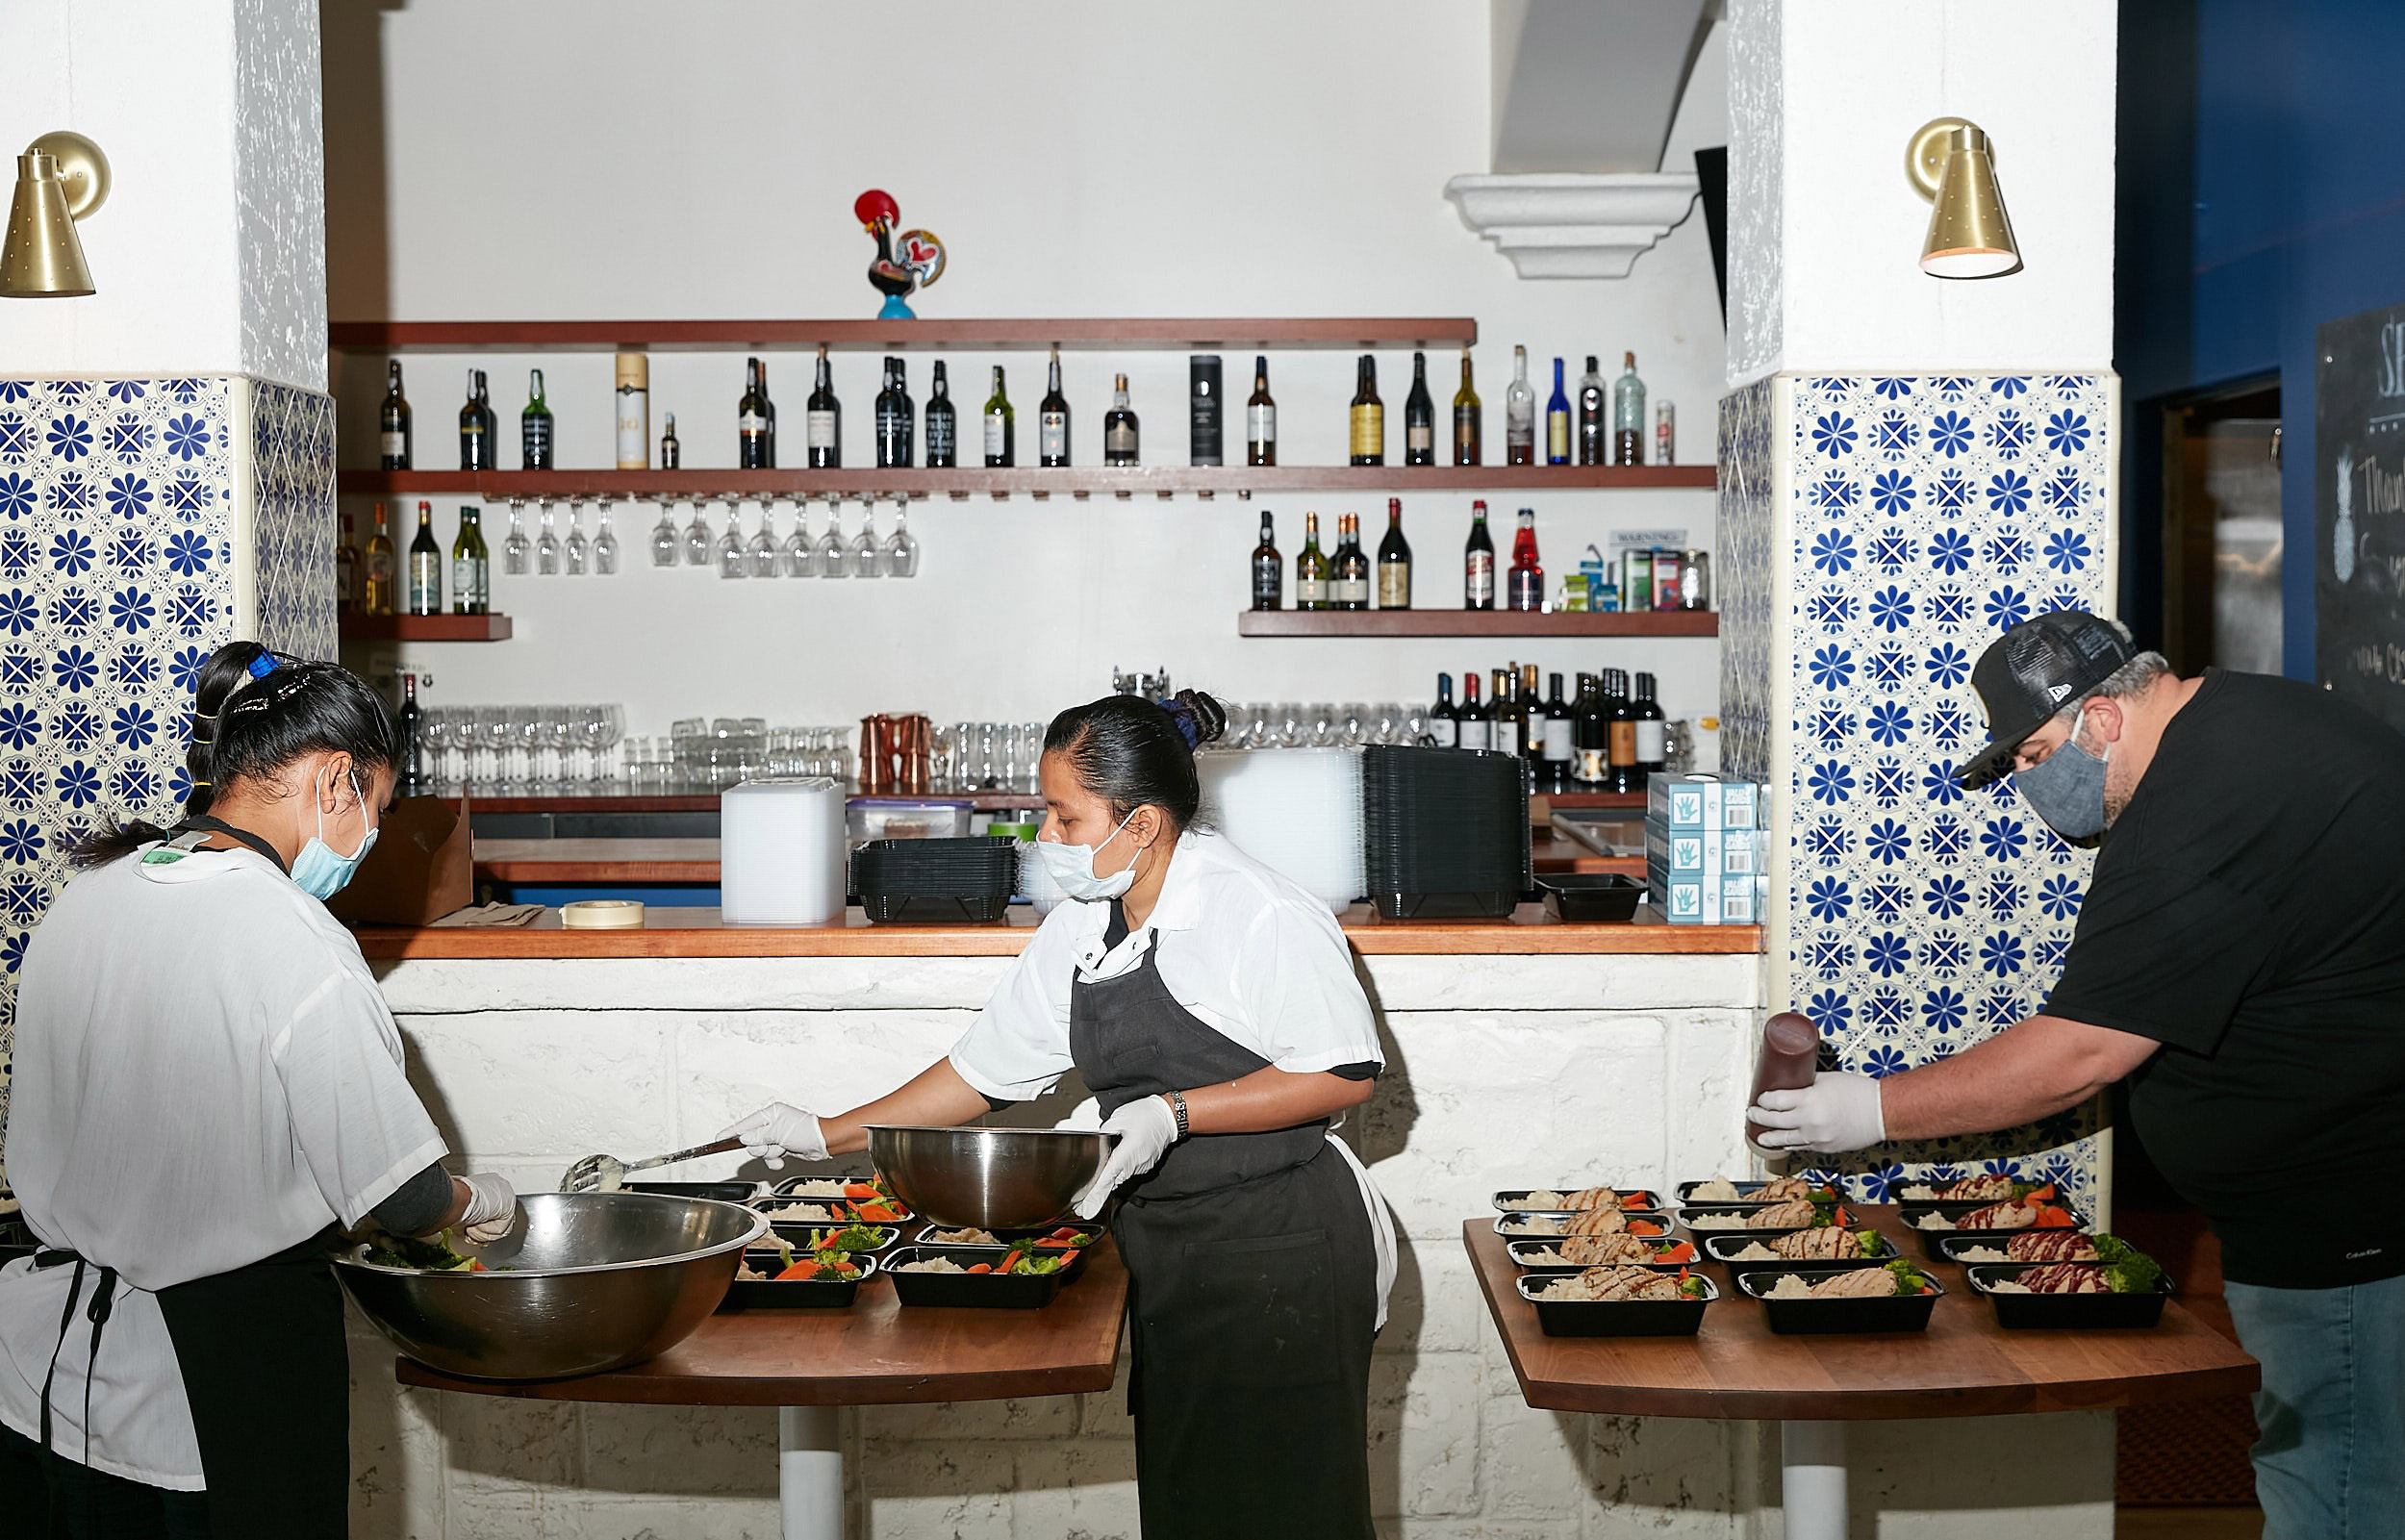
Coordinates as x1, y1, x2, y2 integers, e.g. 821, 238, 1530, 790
1546, 357, 1571, 466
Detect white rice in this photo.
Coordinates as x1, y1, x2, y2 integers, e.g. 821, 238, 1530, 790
1763, 1275, 1817, 1300
782, 1179, 852, 1199
1499, 1217, 1565, 1236
1728, 1241, 1783, 1261
899, 1256, 968, 1274
924, 1227, 1002, 1246
1686, 1178, 1742, 1201
1911, 1212, 1957, 1230
1684, 1211, 1784, 1230
761, 1201, 839, 1223
1956, 1245, 2011, 1262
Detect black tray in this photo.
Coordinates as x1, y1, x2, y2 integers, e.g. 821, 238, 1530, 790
1536, 873, 1644, 922
1674, 1178, 1843, 1208
1372, 890, 1520, 921
1899, 1201, 2090, 1260
1735, 1267, 1944, 1334
1892, 1184, 2075, 1218
1679, 1203, 1860, 1239
858, 892, 1012, 924
1491, 1188, 1663, 1213
755, 1224, 901, 1255
1936, 1233, 2103, 1267
624, 1180, 762, 1201
885, 1246, 1073, 1308
1506, 1237, 1702, 1274
1966, 1264, 2173, 1328
719, 1250, 873, 1310
917, 1223, 1105, 1273
1702, 1230, 1895, 1268
1516, 1272, 1714, 1336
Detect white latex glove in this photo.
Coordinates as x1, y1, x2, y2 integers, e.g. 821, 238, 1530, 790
1071, 1096, 1180, 1220
719, 1103, 829, 1171
1748, 1072, 1887, 1154
457, 1172, 519, 1245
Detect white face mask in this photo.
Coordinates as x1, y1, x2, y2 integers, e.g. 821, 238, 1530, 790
1034, 810, 1142, 902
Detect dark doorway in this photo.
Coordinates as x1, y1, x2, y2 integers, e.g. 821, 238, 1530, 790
2158, 377, 2283, 677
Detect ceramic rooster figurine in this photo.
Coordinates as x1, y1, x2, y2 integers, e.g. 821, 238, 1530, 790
854, 189, 946, 320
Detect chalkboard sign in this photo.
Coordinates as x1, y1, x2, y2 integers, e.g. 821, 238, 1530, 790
2316, 299, 2405, 729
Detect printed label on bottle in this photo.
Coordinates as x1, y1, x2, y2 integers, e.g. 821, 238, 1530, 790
927, 417, 954, 462
1350, 406, 1382, 459
1377, 564, 1410, 609
1430, 718, 1457, 747
984, 416, 1007, 457
1252, 557, 1281, 607
1407, 423, 1432, 454
1494, 720, 1520, 756
1458, 720, 1491, 751
1334, 575, 1369, 606
522, 421, 552, 467
409, 556, 440, 614
1609, 721, 1637, 766
1041, 413, 1068, 459
365, 551, 394, 583
805, 410, 838, 449
1548, 416, 1570, 461
1297, 575, 1328, 605
451, 557, 474, 602
1635, 720, 1666, 763
741, 412, 769, 436
1575, 747, 1607, 783
379, 431, 406, 459
1105, 423, 1137, 456
1543, 720, 1573, 762
615, 391, 647, 469
1247, 404, 1275, 446
1465, 552, 1495, 605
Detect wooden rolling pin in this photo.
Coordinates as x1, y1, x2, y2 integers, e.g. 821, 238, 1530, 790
1744, 1010, 1820, 1149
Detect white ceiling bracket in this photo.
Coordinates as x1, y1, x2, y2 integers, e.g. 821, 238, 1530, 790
1444, 172, 1702, 280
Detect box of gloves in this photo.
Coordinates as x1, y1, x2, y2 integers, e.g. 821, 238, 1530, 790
1645, 773, 1763, 923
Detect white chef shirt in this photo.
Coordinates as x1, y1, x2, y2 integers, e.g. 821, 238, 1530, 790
0, 842, 445, 1489
949, 828, 1398, 1325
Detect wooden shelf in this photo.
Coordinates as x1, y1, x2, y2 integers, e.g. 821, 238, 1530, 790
1537, 791, 1648, 811
1236, 610, 1717, 638
329, 317, 1478, 354
339, 613, 515, 643
337, 465, 1715, 501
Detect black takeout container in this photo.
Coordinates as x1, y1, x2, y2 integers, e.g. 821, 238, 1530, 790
1535, 873, 1644, 922
1515, 1272, 1714, 1336
719, 1250, 873, 1310
1491, 1188, 1663, 1214
1494, 1210, 1675, 1240
1936, 1233, 2101, 1267
885, 1246, 1072, 1309
625, 1180, 763, 1201
1673, 1178, 1843, 1208
1899, 1201, 2089, 1261
1735, 1267, 1943, 1334
1701, 1231, 1893, 1268
1966, 1263, 2172, 1329
1506, 1237, 1701, 1274
1678, 1203, 1857, 1239
916, 1224, 1103, 1277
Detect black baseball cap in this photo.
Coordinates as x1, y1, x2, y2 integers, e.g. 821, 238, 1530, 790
1955, 611, 2135, 789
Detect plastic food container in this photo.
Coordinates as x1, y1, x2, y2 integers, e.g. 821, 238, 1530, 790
1515, 1272, 1715, 1337
885, 1246, 1074, 1308
1674, 1179, 1843, 1208
1506, 1237, 1700, 1274
1490, 1188, 1663, 1214
1735, 1266, 1943, 1334
847, 798, 975, 845
1677, 1204, 1859, 1238
1493, 1210, 1676, 1240
1535, 873, 1644, 922
623, 1180, 766, 1202
1702, 1231, 1894, 1268
1899, 1202, 2090, 1260
719, 1250, 873, 1310
1966, 1263, 2173, 1329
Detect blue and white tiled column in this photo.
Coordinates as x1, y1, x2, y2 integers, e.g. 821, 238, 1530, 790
1720, 371, 2119, 1211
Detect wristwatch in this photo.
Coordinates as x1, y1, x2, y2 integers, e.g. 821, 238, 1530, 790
1165, 1090, 1190, 1141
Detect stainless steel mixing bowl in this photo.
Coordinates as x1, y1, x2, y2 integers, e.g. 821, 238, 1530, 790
866, 1124, 1115, 1228
332, 1192, 767, 1381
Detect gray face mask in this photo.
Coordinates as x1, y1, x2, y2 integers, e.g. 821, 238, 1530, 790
2014, 705, 2110, 843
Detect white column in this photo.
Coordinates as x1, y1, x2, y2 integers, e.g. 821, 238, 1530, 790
778, 1405, 846, 1540
1780, 1420, 1848, 1540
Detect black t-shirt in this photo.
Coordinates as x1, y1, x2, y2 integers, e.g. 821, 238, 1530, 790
2045, 669, 2405, 1288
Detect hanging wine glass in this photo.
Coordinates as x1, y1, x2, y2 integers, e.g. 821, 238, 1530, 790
564, 499, 590, 576
849, 503, 883, 579
649, 499, 680, 567
747, 497, 781, 578
782, 500, 815, 577
816, 500, 850, 579
594, 499, 620, 575
503, 498, 532, 576
882, 501, 920, 577
536, 500, 562, 576
716, 496, 747, 579
683, 500, 713, 566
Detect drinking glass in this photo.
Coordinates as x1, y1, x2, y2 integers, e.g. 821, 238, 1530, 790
683, 503, 714, 567
650, 502, 680, 568
1405, 703, 1430, 746
1022, 723, 1045, 790
509, 706, 543, 788
540, 706, 575, 785
882, 504, 920, 577
782, 504, 816, 577
1246, 703, 1273, 751
717, 498, 747, 579
1341, 702, 1371, 746
816, 507, 849, 579
593, 501, 620, 575
503, 500, 531, 576
849, 507, 883, 579
748, 500, 781, 578
1277, 702, 1304, 747
537, 502, 562, 576
476, 705, 512, 786
419, 707, 453, 790
564, 501, 589, 576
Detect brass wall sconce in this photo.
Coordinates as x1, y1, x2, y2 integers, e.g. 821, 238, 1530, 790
1907, 117, 2018, 279
1, 131, 111, 298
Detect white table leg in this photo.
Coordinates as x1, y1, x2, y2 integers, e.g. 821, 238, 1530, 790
779, 1405, 844, 1540
1780, 1419, 1847, 1540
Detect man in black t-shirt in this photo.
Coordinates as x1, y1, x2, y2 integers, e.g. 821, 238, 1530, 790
1748, 610, 2405, 1540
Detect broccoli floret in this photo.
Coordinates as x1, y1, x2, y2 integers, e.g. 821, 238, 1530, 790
2090, 1234, 2165, 1295
1883, 1258, 1933, 1296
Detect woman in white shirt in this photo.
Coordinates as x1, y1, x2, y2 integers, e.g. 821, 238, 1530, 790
0, 644, 519, 1539
725, 691, 1393, 1539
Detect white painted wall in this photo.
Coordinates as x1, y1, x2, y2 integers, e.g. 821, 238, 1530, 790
330, 0, 1733, 735
1726, 0, 2116, 384
0, 0, 325, 390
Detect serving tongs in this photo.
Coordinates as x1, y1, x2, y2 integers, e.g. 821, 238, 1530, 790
560, 1136, 745, 1194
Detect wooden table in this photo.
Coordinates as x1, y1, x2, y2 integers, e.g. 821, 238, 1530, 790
396, 1241, 1127, 1538
1464, 1209, 2258, 1539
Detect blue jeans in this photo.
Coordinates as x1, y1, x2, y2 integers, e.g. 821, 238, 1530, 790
2223, 1272, 2405, 1540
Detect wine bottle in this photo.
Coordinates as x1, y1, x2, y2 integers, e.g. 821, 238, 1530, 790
476, 370, 496, 465
1606, 668, 1639, 793
1463, 498, 1495, 611
1404, 351, 1434, 467
1333, 513, 1370, 612
336, 510, 360, 615
398, 672, 425, 798
1189, 354, 1222, 467
1039, 348, 1070, 467
806, 344, 841, 468
1348, 354, 1383, 467
363, 501, 396, 617
450, 505, 488, 616
1296, 512, 1329, 611
983, 365, 1014, 467
1428, 672, 1459, 747
381, 362, 412, 470
458, 367, 489, 472
1490, 668, 1522, 758
660, 412, 682, 469
615, 353, 648, 470
521, 368, 553, 470
1376, 497, 1412, 610
740, 357, 772, 469
1633, 670, 1667, 778
1519, 662, 1546, 779
924, 361, 956, 467
1251, 511, 1282, 611
1453, 346, 1481, 466
1614, 351, 1647, 467
1457, 670, 1491, 750
759, 358, 778, 467
1506, 507, 1543, 612
1541, 671, 1575, 791
1546, 357, 1571, 467
1573, 673, 1608, 787
873, 356, 914, 468
1246, 355, 1276, 467
1506, 345, 1534, 466
1577, 355, 1607, 467
407, 499, 443, 617
1104, 372, 1139, 466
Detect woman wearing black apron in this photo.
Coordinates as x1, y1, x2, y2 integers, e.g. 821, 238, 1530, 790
0, 643, 519, 1538
725, 691, 1395, 1538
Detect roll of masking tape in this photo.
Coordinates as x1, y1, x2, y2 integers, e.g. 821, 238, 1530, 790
561, 899, 645, 929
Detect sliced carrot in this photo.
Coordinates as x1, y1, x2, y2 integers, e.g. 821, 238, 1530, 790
2032, 1205, 2075, 1228
844, 1182, 878, 1200
2023, 1182, 2057, 1203
1657, 1242, 1697, 1263
1629, 1220, 1665, 1236
850, 1202, 900, 1223
1036, 1237, 1074, 1248
468, 1260, 489, 1273
774, 1260, 822, 1281
967, 1262, 992, 1274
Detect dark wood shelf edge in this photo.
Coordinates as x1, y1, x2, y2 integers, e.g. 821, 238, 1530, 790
330, 317, 1480, 352
336, 467, 1717, 497
1235, 612, 1718, 638
338, 615, 516, 643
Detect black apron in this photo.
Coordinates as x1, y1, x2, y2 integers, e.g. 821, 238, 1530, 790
1068, 924, 1377, 1540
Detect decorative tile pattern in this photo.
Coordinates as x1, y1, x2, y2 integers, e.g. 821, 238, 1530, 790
1717, 378, 1777, 785
248, 381, 338, 659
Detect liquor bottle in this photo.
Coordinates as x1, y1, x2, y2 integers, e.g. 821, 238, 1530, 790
615, 353, 648, 470
873, 357, 914, 468
1463, 498, 1495, 611
1655, 400, 1676, 466
1039, 348, 1070, 467
1428, 672, 1459, 747
380, 362, 412, 470
1520, 662, 1546, 779
458, 367, 489, 471
1246, 355, 1276, 467
1606, 668, 1639, 792
521, 368, 554, 471
1295, 512, 1329, 611
1456, 670, 1491, 750
450, 505, 490, 616
1506, 507, 1543, 611
1103, 372, 1140, 466
983, 366, 1014, 467
1189, 355, 1223, 466
1546, 357, 1571, 466
1614, 352, 1648, 466
1250, 511, 1282, 611
398, 672, 425, 798
1577, 355, 1607, 466
1490, 669, 1522, 758
1348, 354, 1383, 467
806, 344, 841, 468
1376, 497, 1412, 610
478, 370, 497, 460
1403, 351, 1434, 467
1633, 670, 1667, 778
660, 412, 682, 469
739, 357, 772, 468
759, 358, 778, 467
363, 501, 396, 617
1573, 673, 1608, 787
1506, 345, 1534, 466
1332, 513, 1370, 612
336, 510, 360, 615
924, 361, 957, 467
1453, 346, 1481, 466
1541, 670, 1575, 792
406, 499, 443, 617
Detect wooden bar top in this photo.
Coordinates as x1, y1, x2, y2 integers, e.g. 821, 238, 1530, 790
1464, 1211, 2260, 1422
355, 903, 1762, 959
395, 1241, 1127, 1407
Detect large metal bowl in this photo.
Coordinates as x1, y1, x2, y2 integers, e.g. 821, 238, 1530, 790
332, 1192, 767, 1381
866, 1124, 1114, 1228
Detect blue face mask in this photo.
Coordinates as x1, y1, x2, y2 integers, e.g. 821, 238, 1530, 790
291, 770, 379, 900
2014, 706, 2110, 844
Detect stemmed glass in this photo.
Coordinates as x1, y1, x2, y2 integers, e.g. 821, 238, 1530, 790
540, 706, 576, 786
782, 502, 815, 577
536, 501, 562, 576
503, 499, 531, 576
420, 707, 453, 791
509, 706, 543, 788
593, 500, 620, 575
564, 500, 589, 576
650, 500, 680, 567
882, 503, 920, 577
717, 496, 747, 579
586, 705, 624, 783
748, 499, 781, 578
849, 505, 882, 579
683, 501, 713, 567
816, 503, 849, 579
1246, 703, 1274, 750
476, 705, 513, 786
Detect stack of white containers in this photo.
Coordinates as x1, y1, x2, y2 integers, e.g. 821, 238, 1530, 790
720, 777, 848, 924
1196, 747, 1365, 913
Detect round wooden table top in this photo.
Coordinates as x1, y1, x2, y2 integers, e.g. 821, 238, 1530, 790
1464, 1207, 2261, 1422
